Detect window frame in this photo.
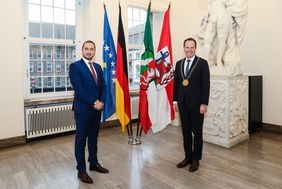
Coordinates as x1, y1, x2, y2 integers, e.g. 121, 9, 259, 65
24, 0, 82, 100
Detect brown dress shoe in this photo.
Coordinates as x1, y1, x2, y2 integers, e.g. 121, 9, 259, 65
90, 163, 109, 173
78, 171, 93, 184
189, 160, 199, 172
176, 158, 192, 168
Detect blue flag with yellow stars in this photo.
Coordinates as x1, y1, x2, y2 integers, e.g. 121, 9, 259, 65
102, 6, 116, 123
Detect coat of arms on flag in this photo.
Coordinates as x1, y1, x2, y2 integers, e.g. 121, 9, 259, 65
155, 46, 173, 90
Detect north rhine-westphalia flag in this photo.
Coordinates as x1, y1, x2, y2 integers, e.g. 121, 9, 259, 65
140, 3, 174, 133
102, 5, 116, 123
153, 4, 175, 132
116, 4, 131, 132
139, 2, 157, 133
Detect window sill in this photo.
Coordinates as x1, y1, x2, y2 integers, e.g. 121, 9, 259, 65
24, 97, 73, 107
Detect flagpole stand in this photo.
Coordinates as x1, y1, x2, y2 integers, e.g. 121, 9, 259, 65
127, 115, 142, 145
128, 137, 141, 145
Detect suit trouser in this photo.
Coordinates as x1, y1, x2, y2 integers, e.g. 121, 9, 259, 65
74, 112, 101, 172
179, 107, 204, 160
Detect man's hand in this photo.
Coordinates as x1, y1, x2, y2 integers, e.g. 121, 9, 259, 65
93, 100, 104, 111
173, 104, 179, 112
200, 104, 208, 114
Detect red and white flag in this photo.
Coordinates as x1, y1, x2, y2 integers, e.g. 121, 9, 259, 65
151, 4, 174, 133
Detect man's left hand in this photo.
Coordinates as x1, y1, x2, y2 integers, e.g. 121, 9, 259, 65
200, 104, 208, 114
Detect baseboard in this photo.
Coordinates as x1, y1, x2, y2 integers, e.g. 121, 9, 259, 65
262, 123, 282, 134
0, 135, 26, 149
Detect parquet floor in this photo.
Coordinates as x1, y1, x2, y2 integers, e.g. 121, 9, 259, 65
0, 125, 281, 189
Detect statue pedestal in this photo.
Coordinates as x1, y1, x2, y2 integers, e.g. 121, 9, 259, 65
203, 76, 249, 148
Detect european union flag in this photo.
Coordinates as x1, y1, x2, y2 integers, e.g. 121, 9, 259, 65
102, 6, 116, 123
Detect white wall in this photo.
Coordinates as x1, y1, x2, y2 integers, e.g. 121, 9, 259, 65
241, 0, 282, 126
0, 0, 281, 140
0, 0, 25, 139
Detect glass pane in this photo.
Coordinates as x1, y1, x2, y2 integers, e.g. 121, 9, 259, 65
133, 20, 140, 27
140, 10, 146, 22
43, 60, 54, 76
43, 77, 54, 92
42, 45, 53, 59
66, 76, 72, 91
29, 63, 34, 72
128, 8, 132, 20
29, 23, 41, 38
42, 23, 53, 38
66, 25, 75, 40
30, 61, 40, 77
66, 46, 75, 60
128, 20, 133, 29
41, 0, 53, 6
128, 35, 133, 44
66, 0, 76, 9
55, 45, 65, 60
134, 33, 140, 44
129, 59, 141, 86
28, 4, 40, 21
55, 77, 65, 91
66, 61, 72, 72
133, 8, 139, 20
37, 62, 43, 73
54, 8, 65, 24
30, 77, 42, 94
66, 10, 75, 25
54, 24, 65, 39
42, 6, 53, 23
55, 61, 65, 75
30, 44, 41, 60
54, 0, 65, 8
28, 0, 40, 4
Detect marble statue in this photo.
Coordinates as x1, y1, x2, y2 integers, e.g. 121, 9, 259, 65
197, 0, 248, 76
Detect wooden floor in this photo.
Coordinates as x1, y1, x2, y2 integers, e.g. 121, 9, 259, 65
0, 125, 281, 189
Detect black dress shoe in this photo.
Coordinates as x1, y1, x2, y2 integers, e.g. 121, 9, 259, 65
90, 163, 109, 173
78, 171, 93, 184
189, 160, 199, 172
176, 158, 192, 168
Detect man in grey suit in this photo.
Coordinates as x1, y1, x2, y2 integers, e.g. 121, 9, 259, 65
173, 37, 210, 172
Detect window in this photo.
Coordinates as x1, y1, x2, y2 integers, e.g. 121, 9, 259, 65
56, 76, 61, 87
127, 6, 163, 90
46, 62, 52, 73
30, 63, 34, 72
27, 0, 76, 97
37, 62, 42, 72
55, 62, 62, 73
46, 77, 53, 88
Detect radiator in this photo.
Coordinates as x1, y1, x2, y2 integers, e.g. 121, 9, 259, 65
25, 103, 76, 138
25, 96, 140, 138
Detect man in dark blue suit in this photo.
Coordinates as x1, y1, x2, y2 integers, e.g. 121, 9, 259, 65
69, 40, 108, 184
173, 38, 210, 172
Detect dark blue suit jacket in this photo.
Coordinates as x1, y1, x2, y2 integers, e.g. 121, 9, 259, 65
69, 59, 106, 114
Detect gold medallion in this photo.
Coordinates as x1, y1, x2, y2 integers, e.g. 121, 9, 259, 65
182, 79, 189, 86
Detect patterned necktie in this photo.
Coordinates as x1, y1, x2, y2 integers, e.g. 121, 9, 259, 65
88, 62, 98, 84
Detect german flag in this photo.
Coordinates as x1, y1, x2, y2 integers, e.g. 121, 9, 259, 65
116, 4, 131, 132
